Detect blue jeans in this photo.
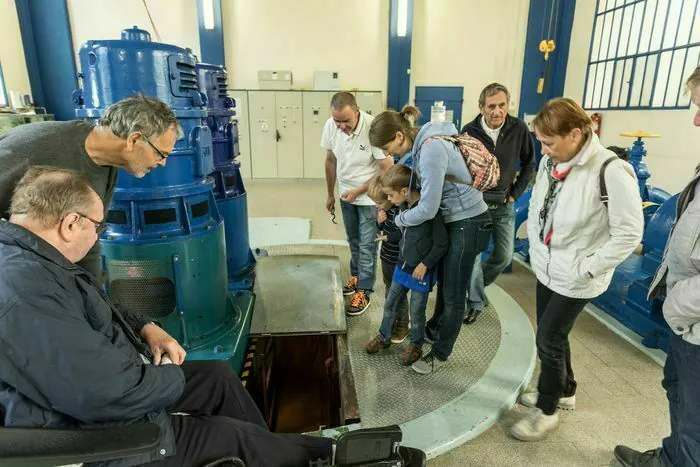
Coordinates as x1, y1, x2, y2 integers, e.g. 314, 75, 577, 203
427, 211, 491, 360
468, 202, 515, 310
379, 278, 429, 346
340, 201, 378, 292
660, 331, 700, 467
381, 259, 409, 327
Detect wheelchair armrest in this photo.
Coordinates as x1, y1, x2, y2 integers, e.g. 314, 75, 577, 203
0, 423, 161, 467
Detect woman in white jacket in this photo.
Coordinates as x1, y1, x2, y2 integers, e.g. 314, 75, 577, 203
510, 98, 644, 441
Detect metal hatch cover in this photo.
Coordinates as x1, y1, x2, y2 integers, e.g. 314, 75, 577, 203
250, 255, 346, 336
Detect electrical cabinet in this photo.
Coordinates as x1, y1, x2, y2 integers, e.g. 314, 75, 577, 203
229, 90, 252, 180
353, 91, 383, 117
302, 91, 334, 179
233, 90, 382, 179
275, 91, 304, 178
248, 91, 278, 178
246, 90, 303, 179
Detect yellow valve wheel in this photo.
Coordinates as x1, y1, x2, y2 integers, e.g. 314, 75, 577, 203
620, 131, 661, 138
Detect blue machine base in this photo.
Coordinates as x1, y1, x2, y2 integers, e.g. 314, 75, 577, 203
227, 267, 256, 291
591, 254, 670, 352
185, 290, 255, 373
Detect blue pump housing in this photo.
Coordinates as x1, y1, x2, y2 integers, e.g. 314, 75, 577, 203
196, 63, 256, 288
72, 27, 253, 369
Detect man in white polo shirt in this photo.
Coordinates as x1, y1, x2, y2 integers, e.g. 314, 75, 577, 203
322, 92, 393, 316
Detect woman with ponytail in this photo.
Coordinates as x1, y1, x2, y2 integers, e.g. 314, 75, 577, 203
369, 106, 490, 374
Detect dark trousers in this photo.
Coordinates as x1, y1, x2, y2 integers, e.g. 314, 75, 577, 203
381, 259, 409, 327
143, 361, 332, 467
660, 331, 700, 467
427, 212, 490, 360
535, 281, 590, 415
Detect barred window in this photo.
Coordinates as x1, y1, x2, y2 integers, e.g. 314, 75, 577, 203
583, 0, 700, 110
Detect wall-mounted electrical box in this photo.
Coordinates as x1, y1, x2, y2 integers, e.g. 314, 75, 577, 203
313, 71, 340, 90
258, 70, 293, 90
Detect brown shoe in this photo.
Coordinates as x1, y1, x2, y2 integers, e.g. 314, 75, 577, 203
401, 344, 422, 365
343, 276, 358, 296
391, 322, 409, 344
365, 334, 391, 354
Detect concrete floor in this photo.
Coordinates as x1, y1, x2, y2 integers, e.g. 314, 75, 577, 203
245, 178, 670, 467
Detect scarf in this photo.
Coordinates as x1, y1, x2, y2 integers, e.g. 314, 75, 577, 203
538, 154, 581, 245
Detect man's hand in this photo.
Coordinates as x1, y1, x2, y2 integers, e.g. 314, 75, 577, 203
140, 323, 187, 365
377, 209, 387, 224
340, 189, 360, 203
508, 195, 515, 203
376, 232, 388, 242
326, 195, 336, 213
413, 263, 428, 280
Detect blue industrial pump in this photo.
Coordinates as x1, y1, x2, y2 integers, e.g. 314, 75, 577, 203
592, 194, 677, 350
195, 63, 256, 290
73, 27, 253, 371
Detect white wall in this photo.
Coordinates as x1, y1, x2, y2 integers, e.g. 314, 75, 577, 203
410, 0, 530, 124
564, 0, 700, 195
223, 0, 390, 96
67, 0, 201, 67
0, 0, 32, 97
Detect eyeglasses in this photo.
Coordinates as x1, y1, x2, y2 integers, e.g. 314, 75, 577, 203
144, 137, 170, 161
77, 213, 108, 235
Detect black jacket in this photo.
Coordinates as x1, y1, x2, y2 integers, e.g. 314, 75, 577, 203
397, 203, 448, 271
0, 220, 185, 466
462, 114, 536, 203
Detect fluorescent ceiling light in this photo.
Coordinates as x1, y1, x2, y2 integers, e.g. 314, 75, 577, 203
397, 0, 408, 37
203, 0, 215, 30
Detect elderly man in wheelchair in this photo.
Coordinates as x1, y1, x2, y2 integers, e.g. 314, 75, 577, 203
0, 167, 425, 467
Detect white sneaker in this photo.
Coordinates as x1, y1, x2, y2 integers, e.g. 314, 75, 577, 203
411, 351, 447, 374
510, 408, 560, 441
519, 391, 576, 410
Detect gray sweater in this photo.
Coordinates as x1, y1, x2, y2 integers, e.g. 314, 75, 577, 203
0, 120, 118, 277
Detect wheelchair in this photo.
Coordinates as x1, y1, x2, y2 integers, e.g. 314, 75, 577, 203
0, 423, 426, 467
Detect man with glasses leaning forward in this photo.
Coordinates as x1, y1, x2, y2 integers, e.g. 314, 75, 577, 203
0, 95, 186, 373
0, 94, 178, 278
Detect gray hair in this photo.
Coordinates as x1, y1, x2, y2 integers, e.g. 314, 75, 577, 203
10, 166, 96, 229
478, 83, 511, 108
330, 91, 358, 111
97, 95, 181, 139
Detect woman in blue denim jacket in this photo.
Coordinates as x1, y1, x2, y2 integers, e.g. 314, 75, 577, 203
369, 106, 490, 374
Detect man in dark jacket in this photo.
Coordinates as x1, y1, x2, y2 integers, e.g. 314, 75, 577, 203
461, 83, 536, 324
0, 167, 332, 466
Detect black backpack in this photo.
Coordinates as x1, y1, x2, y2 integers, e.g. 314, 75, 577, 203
600, 156, 626, 207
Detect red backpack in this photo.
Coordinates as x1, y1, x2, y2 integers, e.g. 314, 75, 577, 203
422, 135, 501, 192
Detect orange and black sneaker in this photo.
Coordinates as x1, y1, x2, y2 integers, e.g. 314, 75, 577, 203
365, 334, 391, 354
347, 290, 371, 316
342, 276, 358, 296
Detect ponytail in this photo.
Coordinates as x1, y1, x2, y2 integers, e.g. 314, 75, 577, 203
369, 105, 421, 148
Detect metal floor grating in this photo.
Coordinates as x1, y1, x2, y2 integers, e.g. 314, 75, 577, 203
260, 244, 501, 428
